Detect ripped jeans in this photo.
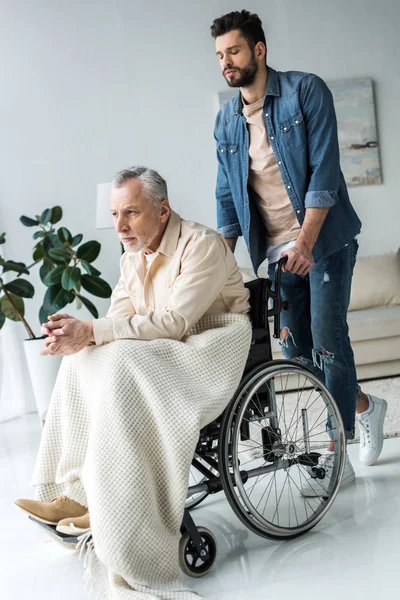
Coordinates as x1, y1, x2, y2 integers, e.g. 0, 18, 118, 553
268, 238, 360, 440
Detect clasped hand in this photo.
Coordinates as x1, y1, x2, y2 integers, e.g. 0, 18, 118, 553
41, 314, 93, 356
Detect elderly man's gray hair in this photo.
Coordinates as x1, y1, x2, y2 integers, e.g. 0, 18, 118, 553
113, 166, 169, 208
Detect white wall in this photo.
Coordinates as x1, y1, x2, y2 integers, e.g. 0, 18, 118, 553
0, 0, 399, 337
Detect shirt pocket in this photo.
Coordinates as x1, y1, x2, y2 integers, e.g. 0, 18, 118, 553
278, 112, 306, 150
218, 141, 239, 173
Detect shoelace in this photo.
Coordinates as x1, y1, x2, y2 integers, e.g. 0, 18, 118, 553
318, 453, 335, 468
358, 419, 371, 446
51, 495, 70, 504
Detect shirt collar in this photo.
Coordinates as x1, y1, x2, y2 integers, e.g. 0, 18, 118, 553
155, 209, 181, 258
235, 66, 280, 115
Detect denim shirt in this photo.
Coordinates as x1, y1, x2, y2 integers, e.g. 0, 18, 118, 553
214, 67, 362, 274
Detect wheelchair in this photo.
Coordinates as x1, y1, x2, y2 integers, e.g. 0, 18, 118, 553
178, 257, 346, 577
29, 258, 346, 580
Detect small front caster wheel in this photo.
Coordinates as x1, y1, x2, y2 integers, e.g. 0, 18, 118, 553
179, 527, 217, 577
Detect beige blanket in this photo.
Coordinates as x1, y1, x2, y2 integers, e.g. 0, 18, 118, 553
31, 313, 252, 599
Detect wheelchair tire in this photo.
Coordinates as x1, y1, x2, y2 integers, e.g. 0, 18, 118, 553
219, 360, 346, 540
179, 527, 217, 577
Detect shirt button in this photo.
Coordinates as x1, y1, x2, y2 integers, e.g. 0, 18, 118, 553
221, 149, 225, 153
283, 127, 288, 131
287, 185, 291, 189
245, 225, 249, 229
297, 210, 301, 214
270, 136, 274, 140
147, 305, 153, 311
278, 161, 282, 165
295, 120, 299, 124
244, 173, 248, 177
265, 113, 269, 117
166, 283, 171, 288
132, 289, 136, 295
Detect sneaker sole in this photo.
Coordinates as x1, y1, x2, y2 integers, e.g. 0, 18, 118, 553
301, 472, 356, 498
360, 399, 388, 466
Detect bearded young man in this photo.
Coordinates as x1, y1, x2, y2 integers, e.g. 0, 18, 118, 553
211, 9, 387, 495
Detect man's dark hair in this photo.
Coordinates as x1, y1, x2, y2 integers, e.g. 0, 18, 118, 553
210, 10, 266, 50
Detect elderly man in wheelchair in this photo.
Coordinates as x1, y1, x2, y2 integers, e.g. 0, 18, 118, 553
15, 166, 345, 598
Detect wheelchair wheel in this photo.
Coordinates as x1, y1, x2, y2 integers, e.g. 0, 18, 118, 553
219, 360, 346, 540
179, 527, 217, 577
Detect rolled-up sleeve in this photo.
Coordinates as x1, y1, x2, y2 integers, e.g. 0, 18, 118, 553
93, 237, 230, 344
302, 74, 341, 209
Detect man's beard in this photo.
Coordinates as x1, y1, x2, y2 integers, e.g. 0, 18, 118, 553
120, 235, 152, 253
224, 53, 258, 88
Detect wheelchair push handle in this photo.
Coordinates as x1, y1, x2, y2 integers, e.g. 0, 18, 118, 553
274, 255, 288, 296
269, 255, 289, 339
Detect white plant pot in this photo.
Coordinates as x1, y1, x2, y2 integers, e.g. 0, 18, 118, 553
23, 337, 62, 423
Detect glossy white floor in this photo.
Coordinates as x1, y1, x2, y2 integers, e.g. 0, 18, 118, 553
1, 414, 399, 600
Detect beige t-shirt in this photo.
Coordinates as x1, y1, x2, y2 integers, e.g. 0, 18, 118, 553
243, 97, 300, 245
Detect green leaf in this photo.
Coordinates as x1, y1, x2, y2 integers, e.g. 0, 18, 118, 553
0, 312, 5, 329
0, 232, 5, 244
39, 258, 54, 283
39, 305, 49, 325
40, 208, 53, 225
50, 206, 63, 224
42, 236, 54, 258
61, 266, 81, 291
0, 293, 25, 321
20, 215, 38, 227
77, 240, 100, 263
4, 278, 34, 298
33, 244, 45, 261
33, 230, 45, 240
48, 247, 71, 263
76, 294, 99, 319
42, 285, 74, 317
0, 260, 29, 275
81, 274, 112, 298
42, 234, 63, 257
57, 227, 72, 244
81, 261, 101, 277
43, 265, 65, 286
71, 234, 83, 247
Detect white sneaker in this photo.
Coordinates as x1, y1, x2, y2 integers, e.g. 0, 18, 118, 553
356, 395, 387, 466
301, 452, 355, 497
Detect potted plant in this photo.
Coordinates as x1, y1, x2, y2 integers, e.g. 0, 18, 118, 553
20, 205, 112, 323
15, 206, 112, 422
0, 232, 35, 337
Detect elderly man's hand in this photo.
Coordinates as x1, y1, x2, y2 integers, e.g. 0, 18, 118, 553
41, 314, 94, 356
281, 243, 313, 276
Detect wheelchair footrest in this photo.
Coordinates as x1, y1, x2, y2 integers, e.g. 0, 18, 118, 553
28, 516, 83, 547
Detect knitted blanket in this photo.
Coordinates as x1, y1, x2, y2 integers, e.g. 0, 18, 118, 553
31, 313, 252, 599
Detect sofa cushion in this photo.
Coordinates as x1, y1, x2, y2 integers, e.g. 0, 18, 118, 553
349, 250, 400, 311
347, 305, 400, 342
